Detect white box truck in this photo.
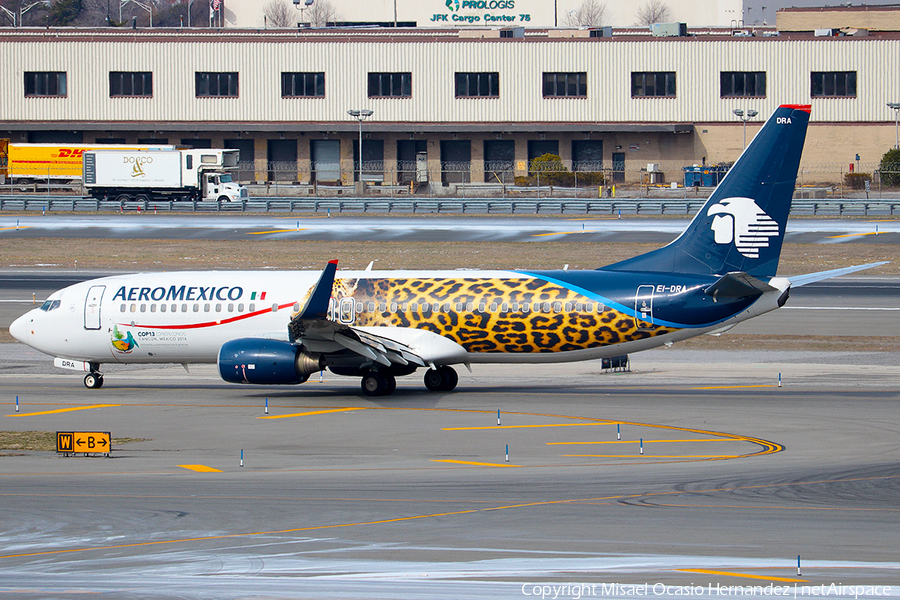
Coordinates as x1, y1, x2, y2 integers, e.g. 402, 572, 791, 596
83, 148, 248, 202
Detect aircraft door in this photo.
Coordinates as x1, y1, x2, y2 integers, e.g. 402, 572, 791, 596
84, 285, 105, 330
338, 297, 355, 324
634, 285, 654, 330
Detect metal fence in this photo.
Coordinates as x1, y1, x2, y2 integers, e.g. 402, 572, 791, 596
5, 160, 900, 201
2, 196, 899, 216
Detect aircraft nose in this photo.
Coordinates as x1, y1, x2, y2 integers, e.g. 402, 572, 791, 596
9, 313, 31, 344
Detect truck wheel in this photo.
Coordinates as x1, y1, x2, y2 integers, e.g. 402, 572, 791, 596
217, 196, 230, 202
134, 194, 151, 203
115, 193, 131, 202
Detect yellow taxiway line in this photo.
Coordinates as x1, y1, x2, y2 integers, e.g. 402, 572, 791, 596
177, 465, 222, 473
676, 569, 808, 583
247, 229, 307, 235
548, 439, 734, 445
431, 460, 520, 468
443, 423, 607, 431
531, 230, 594, 237
259, 407, 366, 420
6, 404, 120, 417
693, 384, 777, 390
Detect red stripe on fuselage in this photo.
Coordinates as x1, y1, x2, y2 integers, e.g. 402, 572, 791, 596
115, 302, 296, 330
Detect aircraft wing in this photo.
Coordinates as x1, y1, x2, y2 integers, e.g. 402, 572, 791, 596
287, 260, 428, 369
787, 261, 889, 288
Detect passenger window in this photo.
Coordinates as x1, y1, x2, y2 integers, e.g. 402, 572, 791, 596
422, 303, 430, 313
356, 302, 363, 313
456, 302, 463, 312
401, 302, 408, 311
181, 304, 188, 312
433, 302, 441, 312
586, 302, 594, 312
511, 302, 519, 311
193, 304, 199, 312
205, 304, 211, 312
522, 302, 530, 313
150, 304, 156, 313
466, 302, 474, 312
160, 304, 167, 313
575, 302, 584, 311
238, 303, 244, 312
120, 304, 126, 312
490, 302, 498, 312
228, 303, 234, 312
500, 302, 508, 312
379, 302, 387, 312
478, 302, 485, 312
443, 302, 451, 313
553, 302, 562, 313
543, 302, 552, 313
367, 302, 375, 312
216, 303, 222, 312
130, 304, 137, 312
564, 302, 573, 312
271, 303, 278, 312
390, 302, 397, 312
140, 304, 146, 312
249, 303, 255, 312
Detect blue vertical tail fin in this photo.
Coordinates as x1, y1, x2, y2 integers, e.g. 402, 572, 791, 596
602, 104, 811, 278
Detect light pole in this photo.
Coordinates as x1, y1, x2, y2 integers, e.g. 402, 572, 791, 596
347, 109, 374, 185
120, 0, 152, 26
732, 108, 759, 149
0, 0, 50, 27
887, 102, 900, 150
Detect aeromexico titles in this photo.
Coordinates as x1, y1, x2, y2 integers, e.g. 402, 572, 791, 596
9, 105, 886, 395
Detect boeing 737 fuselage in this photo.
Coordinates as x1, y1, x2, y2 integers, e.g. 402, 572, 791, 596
8, 105, 885, 395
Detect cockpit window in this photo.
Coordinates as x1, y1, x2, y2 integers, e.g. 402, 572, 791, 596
39, 300, 61, 311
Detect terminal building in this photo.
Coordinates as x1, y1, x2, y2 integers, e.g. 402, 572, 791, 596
2, 11, 899, 187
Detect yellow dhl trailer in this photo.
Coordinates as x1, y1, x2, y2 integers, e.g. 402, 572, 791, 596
0, 142, 174, 182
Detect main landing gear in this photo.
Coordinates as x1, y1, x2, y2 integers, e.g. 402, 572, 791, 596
84, 363, 104, 389
360, 371, 397, 397
423, 365, 458, 392
358, 365, 459, 396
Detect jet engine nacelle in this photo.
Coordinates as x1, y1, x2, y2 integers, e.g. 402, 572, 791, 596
217, 338, 324, 385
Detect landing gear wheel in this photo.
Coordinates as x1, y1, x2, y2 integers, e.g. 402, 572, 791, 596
423, 366, 458, 392
361, 372, 387, 396
384, 373, 397, 395
84, 373, 104, 389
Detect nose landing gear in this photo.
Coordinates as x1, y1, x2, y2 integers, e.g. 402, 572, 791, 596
84, 373, 104, 389
84, 363, 104, 389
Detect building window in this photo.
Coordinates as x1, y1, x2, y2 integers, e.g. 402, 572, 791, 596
720, 71, 766, 98
368, 72, 411, 98
455, 72, 499, 98
109, 71, 152, 97
24, 71, 67, 97
542, 72, 587, 98
195, 72, 239, 98
282, 72, 325, 98
811, 71, 857, 98
631, 72, 677, 98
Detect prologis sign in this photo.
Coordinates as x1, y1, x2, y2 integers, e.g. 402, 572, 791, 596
431, 0, 529, 24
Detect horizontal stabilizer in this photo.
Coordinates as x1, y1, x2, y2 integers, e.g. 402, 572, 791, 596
704, 271, 777, 298
296, 259, 338, 320
788, 261, 889, 288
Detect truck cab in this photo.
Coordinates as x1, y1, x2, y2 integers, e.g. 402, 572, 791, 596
202, 171, 247, 202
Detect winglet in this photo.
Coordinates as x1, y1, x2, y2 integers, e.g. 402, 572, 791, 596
297, 259, 338, 320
